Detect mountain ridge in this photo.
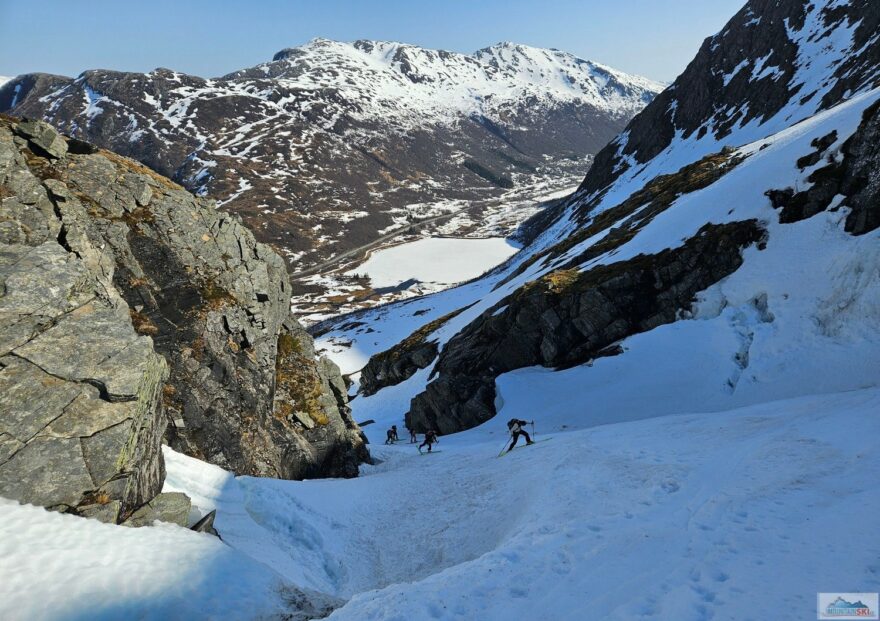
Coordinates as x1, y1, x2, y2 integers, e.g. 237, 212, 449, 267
312, 0, 880, 436
0, 40, 661, 270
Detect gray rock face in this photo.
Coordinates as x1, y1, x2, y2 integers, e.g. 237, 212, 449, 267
123, 491, 192, 528
0, 126, 168, 520
0, 116, 368, 523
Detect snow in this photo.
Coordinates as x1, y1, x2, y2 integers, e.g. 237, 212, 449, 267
324, 389, 880, 620
0, 498, 294, 620
346, 237, 520, 289
3, 4, 878, 619
318, 86, 880, 391
5, 387, 877, 619
82, 85, 110, 120
722, 59, 750, 86
0, 76, 12, 88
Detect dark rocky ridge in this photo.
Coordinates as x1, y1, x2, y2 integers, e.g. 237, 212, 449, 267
578, 0, 880, 198
406, 218, 765, 433
359, 308, 467, 397
767, 99, 880, 235
0, 116, 368, 523
0, 40, 660, 269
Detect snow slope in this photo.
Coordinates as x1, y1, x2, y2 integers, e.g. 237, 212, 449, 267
317, 84, 880, 424
4, 388, 876, 619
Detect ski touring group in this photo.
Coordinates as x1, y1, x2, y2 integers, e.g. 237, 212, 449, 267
384, 424, 440, 454
382, 418, 539, 456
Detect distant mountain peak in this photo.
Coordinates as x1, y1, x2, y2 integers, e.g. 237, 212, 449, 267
0, 38, 660, 270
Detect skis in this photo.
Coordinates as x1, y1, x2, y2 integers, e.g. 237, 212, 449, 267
418, 450, 442, 455
497, 437, 552, 458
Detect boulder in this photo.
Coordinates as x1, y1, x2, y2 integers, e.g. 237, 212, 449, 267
123, 492, 192, 528
13, 118, 68, 159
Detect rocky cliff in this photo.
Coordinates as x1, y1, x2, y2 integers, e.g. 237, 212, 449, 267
0, 116, 368, 522
578, 0, 880, 197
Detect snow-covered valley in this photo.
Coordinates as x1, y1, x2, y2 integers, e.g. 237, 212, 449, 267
291, 179, 579, 325
3, 388, 878, 620
1, 0, 878, 619
347, 237, 520, 289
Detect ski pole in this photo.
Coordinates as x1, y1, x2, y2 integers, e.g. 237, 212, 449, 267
531, 421, 536, 438
497, 432, 511, 457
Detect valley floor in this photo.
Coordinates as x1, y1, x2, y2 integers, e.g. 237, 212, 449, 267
291, 181, 579, 325
2, 387, 877, 620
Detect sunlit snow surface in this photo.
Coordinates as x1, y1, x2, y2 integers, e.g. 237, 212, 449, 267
2, 389, 877, 620
346, 237, 520, 289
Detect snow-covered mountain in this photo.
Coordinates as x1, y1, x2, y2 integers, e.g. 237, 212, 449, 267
0, 41, 661, 268
2, 2, 879, 619
316, 0, 880, 435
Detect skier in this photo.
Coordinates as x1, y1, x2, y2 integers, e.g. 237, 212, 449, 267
408, 426, 417, 443
384, 425, 399, 445
506, 418, 534, 452
419, 429, 439, 453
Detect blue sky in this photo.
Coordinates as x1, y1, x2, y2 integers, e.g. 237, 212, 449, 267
0, 0, 745, 82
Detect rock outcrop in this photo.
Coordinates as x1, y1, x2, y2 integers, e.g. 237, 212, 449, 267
359, 309, 467, 397
0, 116, 368, 522
766, 99, 880, 236
406, 219, 765, 433
0, 120, 169, 522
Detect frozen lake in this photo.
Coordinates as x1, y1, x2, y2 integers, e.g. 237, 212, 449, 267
347, 237, 520, 289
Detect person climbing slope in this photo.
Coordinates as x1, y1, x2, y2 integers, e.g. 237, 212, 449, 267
408, 426, 417, 443
385, 425, 399, 445
507, 418, 534, 452
419, 429, 439, 453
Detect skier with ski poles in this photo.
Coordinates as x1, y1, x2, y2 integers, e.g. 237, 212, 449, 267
408, 426, 417, 443
506, 418, 534, 453
419, 429, 439, 453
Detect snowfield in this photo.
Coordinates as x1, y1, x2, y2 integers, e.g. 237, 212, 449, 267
346, 237, 520, 289
2, 389, 877, 620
